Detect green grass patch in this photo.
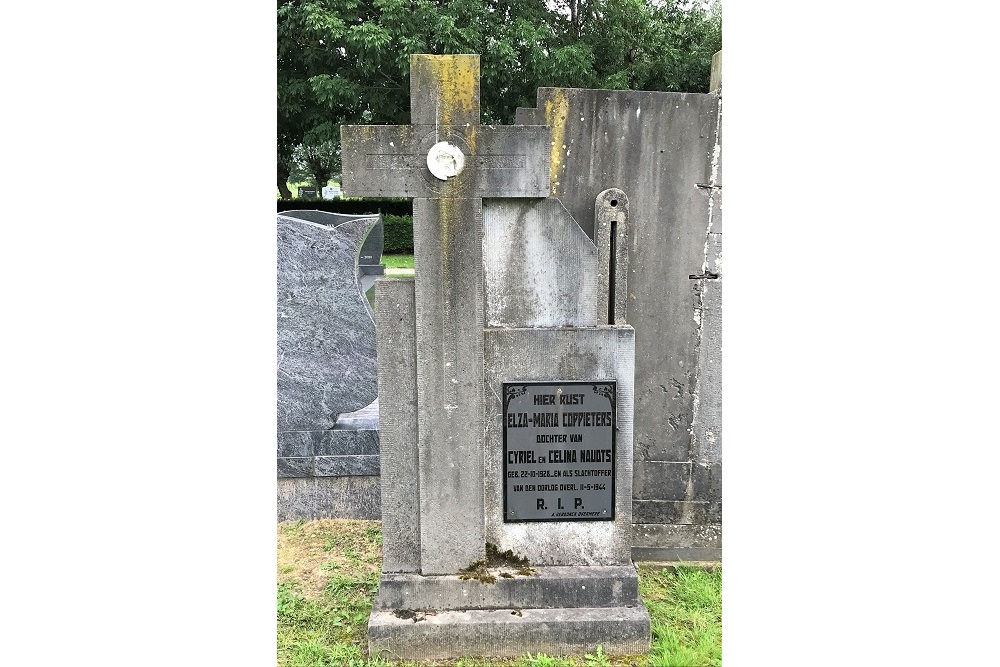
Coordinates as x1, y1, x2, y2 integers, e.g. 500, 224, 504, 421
278, 520, 721, 666
638, 564, 722, 667
382, 254, 414, 270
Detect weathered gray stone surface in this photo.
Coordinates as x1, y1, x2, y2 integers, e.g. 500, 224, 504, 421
483, 198, 599, 327
631, 523, 721, 562
692, 187, 722, 466
375, 278, 421, 574
632, 462, 693, 501
516, 88, 716, 463
631, 500, 719, 525
484, 327, 635, 567
516, 87, 722, 557
374, 566, 640, 611
276, 476, 381, 521
412, 197, 486, 575
276, 215, 378, 430
595, 188, 630, 326
368, 605, 650, 660
342, 125, 552, 199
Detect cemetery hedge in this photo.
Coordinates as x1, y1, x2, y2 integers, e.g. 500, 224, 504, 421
381, 214, 414, 254
276, 198, 412, 218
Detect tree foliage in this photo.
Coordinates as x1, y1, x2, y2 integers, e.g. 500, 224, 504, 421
277, 0, 721, 196
292, 140, 342, 190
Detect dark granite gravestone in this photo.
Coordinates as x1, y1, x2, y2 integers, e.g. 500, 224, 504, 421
276, 214, 381, 520
278, 210, 385, 293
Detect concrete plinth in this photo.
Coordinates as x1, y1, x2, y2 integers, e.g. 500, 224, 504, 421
369, 604, 649, 661
368, 564, 650, 660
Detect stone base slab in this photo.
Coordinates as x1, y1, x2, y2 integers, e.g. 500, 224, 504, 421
374, 565, 640, 611
368, 605, 650, 661
276, 476, 380, 521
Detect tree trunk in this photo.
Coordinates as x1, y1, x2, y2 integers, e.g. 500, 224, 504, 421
277, 161, 292, 200
312, 171, 329, 194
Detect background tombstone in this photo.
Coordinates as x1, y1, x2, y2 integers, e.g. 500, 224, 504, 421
343, 54, 649, 661
276, 213, 381, 520
516, 82, 723, 562
278, 209, 386, 293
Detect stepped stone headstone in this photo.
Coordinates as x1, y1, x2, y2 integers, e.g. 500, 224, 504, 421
516, 86, 722, 561
342, 54, 649, 661
276, 214, 381, 520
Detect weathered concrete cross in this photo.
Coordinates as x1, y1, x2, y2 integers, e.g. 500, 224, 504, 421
341, 55, 550, 574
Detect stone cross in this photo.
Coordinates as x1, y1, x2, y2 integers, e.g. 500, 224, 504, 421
341, 54, 551, 574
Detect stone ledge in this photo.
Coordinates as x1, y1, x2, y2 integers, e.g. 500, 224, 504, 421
368, 605, 650, 661
632, 547, 722, 562
277, 476, 380, 521
375, 565, 641, 611
277, 429, 380, 458
277, 454, 379, 478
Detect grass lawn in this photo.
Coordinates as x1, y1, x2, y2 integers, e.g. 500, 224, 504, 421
382, 254, 414, 277
278, 519, 721, 667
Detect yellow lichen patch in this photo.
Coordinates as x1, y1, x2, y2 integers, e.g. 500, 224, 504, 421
466, 125, 477, 155
415, 54, 480, 126
438, 196, 452, 253
543, 89, 569, 196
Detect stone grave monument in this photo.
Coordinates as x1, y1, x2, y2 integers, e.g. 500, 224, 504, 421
341, 54, 650, 660
276, 213, 382, 520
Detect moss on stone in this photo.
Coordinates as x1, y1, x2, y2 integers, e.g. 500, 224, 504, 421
458, 543, 536, 584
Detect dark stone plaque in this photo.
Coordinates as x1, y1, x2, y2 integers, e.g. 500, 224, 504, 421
503, 381, 616, 522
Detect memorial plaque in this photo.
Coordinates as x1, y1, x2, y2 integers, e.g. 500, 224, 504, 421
503, 381, 616, 522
